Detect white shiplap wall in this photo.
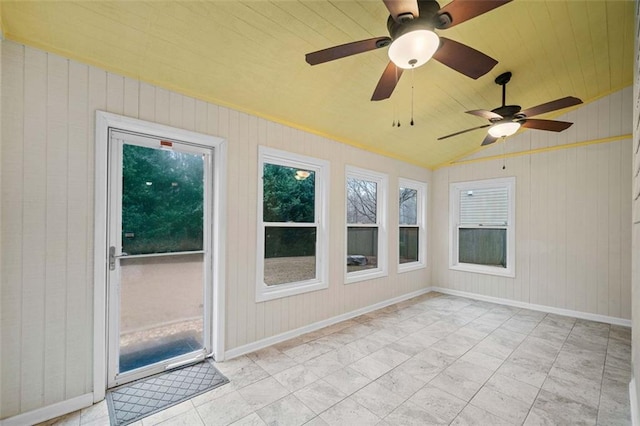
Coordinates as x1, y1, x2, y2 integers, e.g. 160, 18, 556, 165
432, 88, 632, 320
0, 41, 431, 419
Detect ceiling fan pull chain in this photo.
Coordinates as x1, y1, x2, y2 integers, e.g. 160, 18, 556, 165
392, 99, 397, 127
410, 67, 415, 126
392, 67, 399, 127
502, 136, 507, 170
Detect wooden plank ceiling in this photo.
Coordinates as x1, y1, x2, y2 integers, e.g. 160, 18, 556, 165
0, 0, 634, 169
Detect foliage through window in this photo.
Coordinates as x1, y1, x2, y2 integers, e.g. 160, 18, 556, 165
257, 147, 328, 301
346, 167, 387, 282
450, 177, 515, 277
122, 144, 204, 255
398, 178, 426, 270
262, 163, 316, 285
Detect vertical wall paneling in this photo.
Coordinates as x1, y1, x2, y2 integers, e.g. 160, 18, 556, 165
608, 140, 622, 317
21, 46, 48, 412
631, 2, 640, 418
154, 88, 170, 126
66, 60, 89, 399
194, 100, 207, 134
169, 92, 182, 128
138, 82, 155, 123
44, 52, 68, 405
564, 147, 578, 312
1, 40, 24, 418
235, 111, 249, 347
1, 41, 432, 420
123, 77, 139, 119
106, 73, 124, 116
182, 96, 195, 132
576, 146, 589, 313
245, 114, 258, 345
86, 65, 107, 396
586, 145, 600, 314
597, 143, 610, 316
433, 87, 632, 320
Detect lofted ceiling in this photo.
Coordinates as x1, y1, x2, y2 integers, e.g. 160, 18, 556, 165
0, 0, 634, 169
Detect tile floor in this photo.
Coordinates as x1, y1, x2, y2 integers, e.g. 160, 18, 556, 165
42, 292, 631, 425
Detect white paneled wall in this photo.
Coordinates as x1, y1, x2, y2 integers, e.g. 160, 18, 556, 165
0, 41, 431, 419
631, 1, 640, 418
432, 88, 632, 320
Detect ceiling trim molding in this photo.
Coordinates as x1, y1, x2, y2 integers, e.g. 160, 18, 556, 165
436, 134, 632, 169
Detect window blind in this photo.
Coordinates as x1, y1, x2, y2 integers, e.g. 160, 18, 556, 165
459, 187, 508, 225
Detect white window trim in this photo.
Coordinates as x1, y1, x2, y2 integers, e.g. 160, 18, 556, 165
256, 146, 330, 302
398, 178, 427, 273
345, 165, 388, 284
449, 176, 516, 278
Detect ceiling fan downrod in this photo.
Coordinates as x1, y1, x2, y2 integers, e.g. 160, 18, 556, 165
495, 71, 512, 107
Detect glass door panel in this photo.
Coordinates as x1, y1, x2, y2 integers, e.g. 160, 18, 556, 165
118, 254, 204, 373
108, 132, 212, 387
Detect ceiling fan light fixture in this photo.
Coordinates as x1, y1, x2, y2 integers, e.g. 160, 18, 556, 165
488, 121, 521, 138
388, 29, 439, 69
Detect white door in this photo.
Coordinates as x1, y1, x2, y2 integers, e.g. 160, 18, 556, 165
106, 130, 213, 387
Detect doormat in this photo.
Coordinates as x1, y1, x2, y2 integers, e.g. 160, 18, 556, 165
106, 360, 229, 426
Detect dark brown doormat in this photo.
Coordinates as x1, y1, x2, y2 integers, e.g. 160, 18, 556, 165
106, 359, 229, 426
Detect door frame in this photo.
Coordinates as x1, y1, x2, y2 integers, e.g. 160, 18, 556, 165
93, 111, 227, 402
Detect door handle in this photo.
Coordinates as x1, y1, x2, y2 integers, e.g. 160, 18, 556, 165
109, 246, 127, 271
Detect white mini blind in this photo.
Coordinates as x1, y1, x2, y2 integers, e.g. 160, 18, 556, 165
459, 187, 508, 225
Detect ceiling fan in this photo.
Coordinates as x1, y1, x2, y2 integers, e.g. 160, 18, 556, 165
305, 0, 512, 101
438, 71, 583, 146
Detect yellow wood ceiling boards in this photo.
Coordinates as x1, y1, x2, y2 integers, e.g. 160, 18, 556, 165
0, 0, 634, 169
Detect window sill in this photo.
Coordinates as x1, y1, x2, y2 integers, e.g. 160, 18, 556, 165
398, 262, 426, 274
345, 269, 388, 285
449, 263, 515, 278
256, 279, 328, 302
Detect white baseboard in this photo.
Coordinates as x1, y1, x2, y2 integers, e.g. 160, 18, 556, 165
0, 393, 94, 426
432, 287, 632, 327
225, 285, 632, 361
631, 377, 639, 426
223, 287, 432, 360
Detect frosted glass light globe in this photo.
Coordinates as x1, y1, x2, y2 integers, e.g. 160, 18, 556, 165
488, 122, 521, 138
388, 30, 439, 69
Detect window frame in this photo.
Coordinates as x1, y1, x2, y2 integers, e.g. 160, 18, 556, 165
345, 165, 388, 284
398, 178, 427, 273
449, 177, 516, 277
256, 146, 330, 302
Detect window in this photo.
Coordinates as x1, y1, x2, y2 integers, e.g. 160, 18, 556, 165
398, 178, 427, 272
257, 147, 329, 301
346, 166, 387, 283
450, 177, 515, 277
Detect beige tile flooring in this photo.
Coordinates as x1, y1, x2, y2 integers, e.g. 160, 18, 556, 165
43, 292, 631, 426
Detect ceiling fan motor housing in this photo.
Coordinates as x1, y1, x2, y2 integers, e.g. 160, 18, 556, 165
491, 105, 522, 121
386, 0, 441, 39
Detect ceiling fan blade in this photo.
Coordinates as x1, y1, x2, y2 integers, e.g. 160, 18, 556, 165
521, 118, 573, 132
432, 37, 497, 79
520, 96, 583, 118
383, 0, 420, 22
437, 0, 512, 29
371, 61, 403, 101
466, 109, 503, 120
481, 133, 499, 146
305, 37, 391, 65
438, 124, 490, 140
